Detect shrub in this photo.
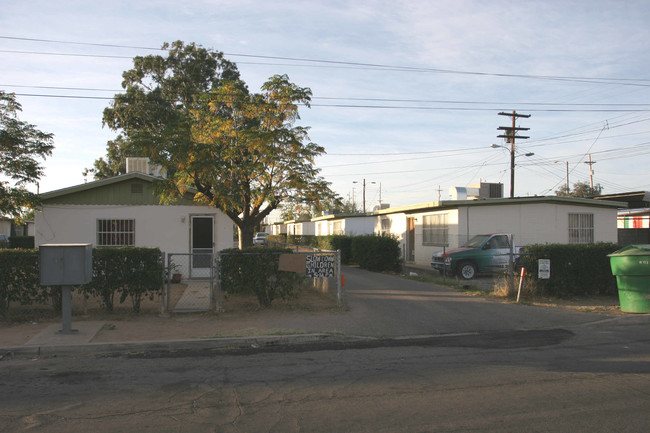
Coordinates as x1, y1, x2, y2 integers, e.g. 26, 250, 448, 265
317, 235, 353, 264
86, 247, 163, 313
9, 236, 34, 249
351, 234, 402, 272
0, 249, 50, 317
518, 243, 619, 297
220, 247, 302, 307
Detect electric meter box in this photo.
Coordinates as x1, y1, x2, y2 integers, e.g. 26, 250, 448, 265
40, 244, 93, 286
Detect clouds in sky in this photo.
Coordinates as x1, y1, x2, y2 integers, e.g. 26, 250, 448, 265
2, 0, 650, 209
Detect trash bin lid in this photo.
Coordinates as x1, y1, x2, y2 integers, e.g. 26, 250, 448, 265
608, 244, 650, 257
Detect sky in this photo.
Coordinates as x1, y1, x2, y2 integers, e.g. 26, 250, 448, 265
2, 0, 650, 218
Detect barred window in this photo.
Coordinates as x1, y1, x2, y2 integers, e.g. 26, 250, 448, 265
97, 219, 135, 246
568, 213, 594, 244
423, 213, 448, 246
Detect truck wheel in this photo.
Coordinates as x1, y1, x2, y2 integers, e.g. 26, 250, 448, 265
458, 261, 477, 280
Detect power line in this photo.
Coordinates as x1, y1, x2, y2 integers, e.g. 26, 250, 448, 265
3, 35, 650, 86
4, 84, 650, 110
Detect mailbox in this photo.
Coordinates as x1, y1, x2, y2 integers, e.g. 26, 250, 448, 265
40, 244, 93, 286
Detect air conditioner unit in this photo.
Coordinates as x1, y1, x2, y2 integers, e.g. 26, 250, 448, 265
126, 157, 150, 174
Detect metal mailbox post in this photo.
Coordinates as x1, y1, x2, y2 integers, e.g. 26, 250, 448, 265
40, 244, 93, 334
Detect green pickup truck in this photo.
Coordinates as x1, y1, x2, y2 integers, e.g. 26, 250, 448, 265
430, 233, 517, 279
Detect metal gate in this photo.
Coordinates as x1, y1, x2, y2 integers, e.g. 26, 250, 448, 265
164, 253, 218, 313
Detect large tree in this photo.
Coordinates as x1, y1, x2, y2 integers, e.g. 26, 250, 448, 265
0, 91, 54, 220
102, 41, 337, 247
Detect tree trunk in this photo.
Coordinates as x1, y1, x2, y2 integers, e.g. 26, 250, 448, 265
238, 224, 256, 249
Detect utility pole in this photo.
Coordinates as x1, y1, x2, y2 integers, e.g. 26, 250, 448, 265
353, 179, 376, 213
584, 154, 596, 189
497, 111, 531, 198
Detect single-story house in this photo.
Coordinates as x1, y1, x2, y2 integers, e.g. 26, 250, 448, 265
374, 196, 625, 266
268, 222, 287, 236
597, 191, 650, 246
285, 219, 315, 236
617, 209, 650, 245
34, 171, 232, 277
0, 217, 34, 238
312, 213, 375, 236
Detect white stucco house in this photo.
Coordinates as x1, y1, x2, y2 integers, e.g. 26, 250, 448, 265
285, 219, 315, 236
375, 196, 624, 266
312, 213, 375, 236
34, 171, 233, 276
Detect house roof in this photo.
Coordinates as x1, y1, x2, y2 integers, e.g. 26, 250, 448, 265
373, 195, 626, 216
596, 191, 650, 209
310, 213, 374, 222
40, 172, 198, 206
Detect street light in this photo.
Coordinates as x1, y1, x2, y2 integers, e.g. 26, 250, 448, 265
490, 144, 534, 198
352, 179, 376, 213
553, 160, 569, 193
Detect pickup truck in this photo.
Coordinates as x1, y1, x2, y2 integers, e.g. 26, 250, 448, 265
430, 233, 519, 279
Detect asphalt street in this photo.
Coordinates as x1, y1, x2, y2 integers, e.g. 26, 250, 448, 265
0, 266, 648, 432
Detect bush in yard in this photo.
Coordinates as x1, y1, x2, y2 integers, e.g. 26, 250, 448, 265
86, 247, 163, 313
220, 247, 302, 307
317, 235, 353, 264
9, 236, 34, 249
351, 234, 402, 272
0, 249, 51, 318
518, 243, 619, 297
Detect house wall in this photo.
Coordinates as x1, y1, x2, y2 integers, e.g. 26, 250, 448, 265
344, 217, 375, 236
34, 204, 232, 254
395, 203, 618, 267
0, 220, 10, 237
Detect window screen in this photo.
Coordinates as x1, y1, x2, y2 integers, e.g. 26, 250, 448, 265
97, 219, 135, 246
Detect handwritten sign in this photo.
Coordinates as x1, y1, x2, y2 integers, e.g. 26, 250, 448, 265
306, 254, 336, 278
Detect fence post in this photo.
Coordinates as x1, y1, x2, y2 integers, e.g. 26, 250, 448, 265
215, 251, 222, 312
336, 249, 347, 309
508, 234, 515, 297
160, 252, 167, 315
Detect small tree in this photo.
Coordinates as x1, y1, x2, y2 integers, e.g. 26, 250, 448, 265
0, 92, 54, 220
556, 181, 603, 197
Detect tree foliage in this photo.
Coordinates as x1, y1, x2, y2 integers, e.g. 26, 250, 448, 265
101, 41, 337, 247
555, 181, 603, 197
0, 91, 54, 220
83, 135, 133, 180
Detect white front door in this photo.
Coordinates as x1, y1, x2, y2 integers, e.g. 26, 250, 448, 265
191, 216, 214, 278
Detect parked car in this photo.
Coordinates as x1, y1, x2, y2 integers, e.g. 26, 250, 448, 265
431, 233, 521, 279
253, 232, 269, 245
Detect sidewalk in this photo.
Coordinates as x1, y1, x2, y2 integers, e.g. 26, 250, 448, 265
2, 266, 647, 358
0, 306, 356, 358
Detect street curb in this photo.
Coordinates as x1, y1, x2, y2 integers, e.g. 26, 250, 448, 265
1, 333, 360, 359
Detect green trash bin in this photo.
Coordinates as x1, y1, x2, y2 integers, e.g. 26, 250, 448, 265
608, 244, 650, 314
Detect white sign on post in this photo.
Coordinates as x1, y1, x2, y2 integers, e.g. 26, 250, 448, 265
305, 254, 335, 278
538, 259, 551, 279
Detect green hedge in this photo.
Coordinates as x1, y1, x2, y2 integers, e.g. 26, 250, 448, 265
87, 247, 164, 313
9, 236, 35, 249
351, 234, 402, 272
316, 235, 353, 264
286, 234, 319, 248
518, 243, 620, 297
220, 247, 302, 307
0, 247, 163, 318
0, 249, 49, 318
